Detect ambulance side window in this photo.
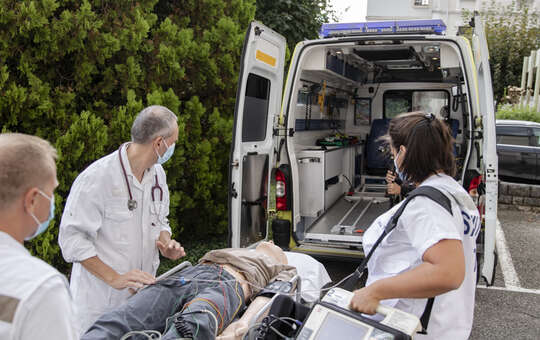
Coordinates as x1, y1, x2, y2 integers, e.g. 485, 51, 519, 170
242, 73, 270, 142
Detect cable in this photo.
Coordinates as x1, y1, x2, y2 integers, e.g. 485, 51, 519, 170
341, 174, 354, 191
230, 280, 244, 320
268, 325, 289, 339
182, 297, 224, 331
186, 306, 200, 339
199, 309, 219, 338
177, 276, 355, 298
242, 321, 264, 340
279, 316, 303, 327
219, 266, 229, 321
120, 330, 162, 340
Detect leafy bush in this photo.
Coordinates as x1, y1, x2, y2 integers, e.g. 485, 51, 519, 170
496, 104, 540, 123
1, 0, 336, 275
0, 0, 255, 274
157, 236, 228, 275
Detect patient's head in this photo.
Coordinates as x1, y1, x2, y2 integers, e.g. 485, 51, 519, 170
256, 241, 288, 265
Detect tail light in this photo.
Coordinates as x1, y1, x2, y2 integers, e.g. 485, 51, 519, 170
276, 169, 287, 211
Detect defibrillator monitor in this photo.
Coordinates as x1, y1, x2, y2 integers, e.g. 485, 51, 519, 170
295, 302, 411, 340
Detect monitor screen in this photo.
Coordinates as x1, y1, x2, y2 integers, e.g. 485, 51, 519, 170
314, 311, 370, 339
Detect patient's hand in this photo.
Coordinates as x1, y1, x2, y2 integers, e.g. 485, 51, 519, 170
217, 320, 249, 340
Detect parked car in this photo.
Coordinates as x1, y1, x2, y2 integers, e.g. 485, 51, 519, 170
496, 119, 540, 184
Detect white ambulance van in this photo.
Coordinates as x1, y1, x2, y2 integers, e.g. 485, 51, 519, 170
228, 17, 498, 285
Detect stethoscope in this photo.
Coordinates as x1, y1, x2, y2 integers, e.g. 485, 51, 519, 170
118, 143, 164, 213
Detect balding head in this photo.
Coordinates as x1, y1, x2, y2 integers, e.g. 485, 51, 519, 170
0, 133, 57, 211
131, 105, 178, 144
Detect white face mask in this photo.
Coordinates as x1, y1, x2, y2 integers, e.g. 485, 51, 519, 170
394, 150, 407, 182
155, 138, 175, 165
25, 190, 55, 241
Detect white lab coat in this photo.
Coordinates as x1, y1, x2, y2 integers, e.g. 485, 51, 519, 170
363, 174, 480, 340
58, 144, 172, 335
0, 232, 78, 340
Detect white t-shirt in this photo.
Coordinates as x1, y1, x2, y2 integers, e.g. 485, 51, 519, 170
0, 231, 78, 340
362, 174, 480, 340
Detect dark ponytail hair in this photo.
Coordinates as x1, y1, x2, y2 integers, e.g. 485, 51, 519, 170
387, 111, 456, 183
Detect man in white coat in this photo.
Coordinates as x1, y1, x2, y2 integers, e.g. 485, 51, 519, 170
59, 105, 186, 334
0, 133, 78, 340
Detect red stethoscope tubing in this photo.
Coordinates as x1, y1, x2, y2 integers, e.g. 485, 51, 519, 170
119, 143, 163, 211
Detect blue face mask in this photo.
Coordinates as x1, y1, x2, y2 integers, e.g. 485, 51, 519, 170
25, 190, 55, 241
394, 150, 407, 182
155, 138, 175, 165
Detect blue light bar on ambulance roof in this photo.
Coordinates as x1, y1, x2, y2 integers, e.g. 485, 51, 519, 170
320, 19, 446, 38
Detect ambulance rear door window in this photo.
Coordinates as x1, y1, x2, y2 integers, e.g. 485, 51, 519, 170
242, 73, 270, 142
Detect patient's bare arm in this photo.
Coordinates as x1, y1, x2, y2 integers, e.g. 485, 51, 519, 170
217, 296, 271, 340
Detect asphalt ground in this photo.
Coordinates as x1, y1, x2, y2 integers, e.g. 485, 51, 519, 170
318, 207, 540, 339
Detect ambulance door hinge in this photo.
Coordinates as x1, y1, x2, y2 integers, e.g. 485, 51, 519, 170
273, 128, 295, 137
466, 130, 483, 140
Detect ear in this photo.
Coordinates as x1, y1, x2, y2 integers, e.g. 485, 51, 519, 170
152, 136, 163, 148
23, 188, 39, 214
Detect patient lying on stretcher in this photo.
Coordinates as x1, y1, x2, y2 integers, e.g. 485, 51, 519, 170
82, 241, 299, 340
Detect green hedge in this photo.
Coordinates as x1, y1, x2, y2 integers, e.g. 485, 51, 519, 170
496, 104, 540, 123
0, 0, 256, 274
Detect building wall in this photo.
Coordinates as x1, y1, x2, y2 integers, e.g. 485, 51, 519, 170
366, 0, 540, 35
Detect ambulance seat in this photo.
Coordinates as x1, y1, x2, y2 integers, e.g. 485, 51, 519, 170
365, 118, 391, 176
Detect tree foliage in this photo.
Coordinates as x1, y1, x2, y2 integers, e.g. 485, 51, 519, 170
496, 104, 540, 123
462, 1, 540, 102
0, 0, 337, 273
0, 0, 255, 273
255, 0, 337, 58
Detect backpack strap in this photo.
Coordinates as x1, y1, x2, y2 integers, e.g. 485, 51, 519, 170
340, 186, 453, 334
385, 186, 452, 234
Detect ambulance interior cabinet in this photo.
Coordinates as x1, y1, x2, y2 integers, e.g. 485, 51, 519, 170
298, 147, 347, 217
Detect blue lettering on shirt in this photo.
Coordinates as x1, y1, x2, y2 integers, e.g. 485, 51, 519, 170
461, 210, 481, 238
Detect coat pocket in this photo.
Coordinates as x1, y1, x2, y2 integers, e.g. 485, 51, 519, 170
103, 198, 133, 244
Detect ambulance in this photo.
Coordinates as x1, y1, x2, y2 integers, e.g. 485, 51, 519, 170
228, 17, 498, 285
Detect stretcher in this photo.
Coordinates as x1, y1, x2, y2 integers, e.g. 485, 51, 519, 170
123, 254, 421, 340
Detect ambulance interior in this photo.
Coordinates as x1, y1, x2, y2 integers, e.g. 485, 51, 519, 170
288, 40, 472, 250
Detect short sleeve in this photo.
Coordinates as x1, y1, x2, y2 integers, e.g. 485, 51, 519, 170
398, 196, 462, 258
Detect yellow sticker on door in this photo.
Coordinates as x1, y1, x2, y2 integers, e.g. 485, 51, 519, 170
256, 50, 276, 67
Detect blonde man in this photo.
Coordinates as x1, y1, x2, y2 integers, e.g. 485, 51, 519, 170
0, 133, 78, 340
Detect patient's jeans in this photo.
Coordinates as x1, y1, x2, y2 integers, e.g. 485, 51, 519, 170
82, 264, 246, 340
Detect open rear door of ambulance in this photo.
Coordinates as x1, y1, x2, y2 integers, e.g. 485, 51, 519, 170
228, 22, 286, 248
472, 15, 498, 285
